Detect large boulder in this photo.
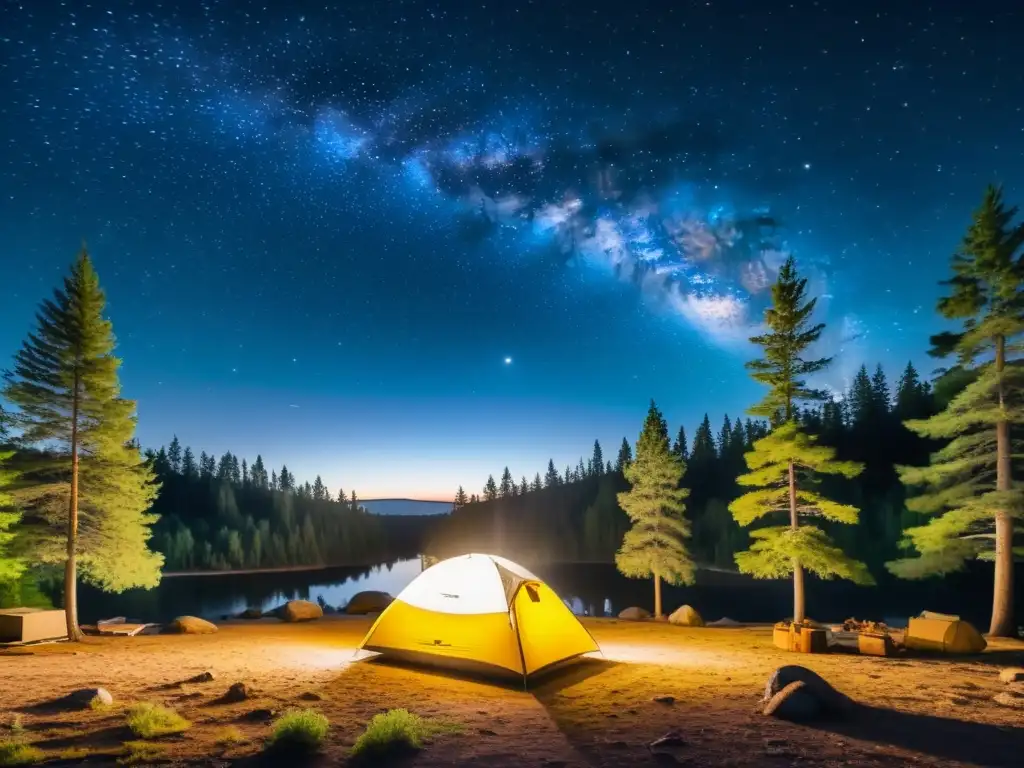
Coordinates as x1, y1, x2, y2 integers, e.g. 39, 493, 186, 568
764, 666, 849, 713
275, 600, 323, 623
668, 605, 704, 627
165, 616, 217, 634
706, 617, 742, 627
618, 606, 651, 620
345, 591, 394, 615
763, 681, 822, 721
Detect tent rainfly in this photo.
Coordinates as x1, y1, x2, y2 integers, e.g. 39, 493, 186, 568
357, 553, 599, 682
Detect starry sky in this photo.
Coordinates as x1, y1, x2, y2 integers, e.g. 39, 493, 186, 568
2, 0, 1022, 501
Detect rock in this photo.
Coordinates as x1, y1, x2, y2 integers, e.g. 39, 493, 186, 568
993, 692, 1024, 709
667, 605, 704, 627
298, 692, 322, 701
618, 606, 651, 620
706, 617, 742, 627
652, 695, 675, 705
165, 616, 217, 635
223, 682, 251, 703
240, 708, 275, 722
344, 590, 394, 615
237, 608, 262, 620
66, 687, 113, 709
998, 667, 1024, 684
764, 665, 848, 712
763, 681, 822, 721
186, 671, 215, 683
274, 600, 323, 623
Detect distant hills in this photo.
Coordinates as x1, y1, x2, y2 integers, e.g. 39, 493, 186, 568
360, 498, 452, 516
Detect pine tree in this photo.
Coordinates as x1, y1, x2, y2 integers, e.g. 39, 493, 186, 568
198, 451, 211, 479
499, 467, 513, 498
564, 465, 573, 484
576, 457, 587, 480
717, 415, 733, 458
270, 469, 278, 491
895, 362, 929, 420
888, 185, 1024, 637
350, 490, 359, 512
690, 415, 716, 463
531, 473, 543, 493
278, 465, 294, 492
615, 400, 693, 618
484, 475, 498, 501
251, 455, 267, 489
871, 364, 891, 415
606, 460, 613, 474
519, 476, 529, 495
849, 365, 874, 428
241, 458, 249, 486
672, 426, 687, 460
453, 486, 468, 509
312, 475, 327, 501
729, 256, 871, 625
544, 460, 560, 488
591, 440, 604, 476
3, 248, 162, 639
181, 447, 196, 479
0, 451, 25, 586
337, 487, 347, 504
217, 452, 233, 481
615, 438, 633, 472
167, 436, 182, 474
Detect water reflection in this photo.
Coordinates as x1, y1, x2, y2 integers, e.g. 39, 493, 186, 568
77, 557, 1013, 627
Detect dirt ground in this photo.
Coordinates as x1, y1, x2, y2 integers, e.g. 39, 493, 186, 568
2, 617, 1023, 767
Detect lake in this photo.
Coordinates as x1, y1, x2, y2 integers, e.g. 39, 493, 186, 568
78, 558, 1021, 629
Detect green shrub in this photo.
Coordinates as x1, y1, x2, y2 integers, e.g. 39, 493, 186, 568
266, 709, 329, 755
0, 740, 43, 767
124, 703, 190, 738
214, 726, 245, 746
350, 709, 459, 762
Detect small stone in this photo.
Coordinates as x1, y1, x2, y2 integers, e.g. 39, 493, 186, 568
653, 695, 675, 705
274, 600, 323, 623
993, 692, 1024, 709
238, 608, 262, 620
763, 681, 822, 722
187, 671, 215, 683
241, 708, 275, 722
668, 605, 704, 627
223, 683, 251, 703
947, 695, 969, 706
67, 687, 112, 709
618, 606, 651, 620
998, 668, 1024, 684
298, 692, 322, 701
165, 616, 217, 635
478, 728, 498, 736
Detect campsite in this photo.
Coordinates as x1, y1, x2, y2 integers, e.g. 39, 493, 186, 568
2, 555, 1024, 767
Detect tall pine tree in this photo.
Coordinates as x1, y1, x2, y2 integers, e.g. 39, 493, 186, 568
3, 249, 162, 639
888, 185, 1024, 637
728, 256, 871, 625
615, 400, 693, 618
615, 438, 632, 472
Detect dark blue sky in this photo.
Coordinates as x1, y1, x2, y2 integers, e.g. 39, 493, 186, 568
2, 0, 1021, 499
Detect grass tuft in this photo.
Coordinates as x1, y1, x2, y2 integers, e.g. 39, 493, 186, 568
214, 726, 246, 746
350, 708, 460, 762
3, 716, 24, 734
124, 703, 191, 739
118, 741, 166, 765
265, 709, 329, 755
89, 695, 112, 711
0, 740, 44, 767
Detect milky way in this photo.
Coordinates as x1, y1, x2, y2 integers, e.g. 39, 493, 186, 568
2, 1, 1022, 496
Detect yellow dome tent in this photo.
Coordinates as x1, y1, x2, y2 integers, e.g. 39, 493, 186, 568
904, 611, 987, 654
357, 553, 599, 682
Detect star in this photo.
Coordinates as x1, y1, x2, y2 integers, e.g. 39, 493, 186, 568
504, 357, 513, 365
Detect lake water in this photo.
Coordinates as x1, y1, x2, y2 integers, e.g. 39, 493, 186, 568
78, 558, 1021, 629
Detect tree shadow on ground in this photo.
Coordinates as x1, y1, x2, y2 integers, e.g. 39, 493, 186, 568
807, 703, 1024, 768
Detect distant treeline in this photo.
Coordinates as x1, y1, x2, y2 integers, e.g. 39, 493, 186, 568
429, 360, 959, 574
143, 440, 430, 571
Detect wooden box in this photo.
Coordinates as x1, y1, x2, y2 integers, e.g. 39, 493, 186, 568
773, 622, 828, 653
0, 608, 68, 644
858, 632, 896, 657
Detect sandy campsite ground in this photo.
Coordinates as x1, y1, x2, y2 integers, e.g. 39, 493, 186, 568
2, 617, 1023, 767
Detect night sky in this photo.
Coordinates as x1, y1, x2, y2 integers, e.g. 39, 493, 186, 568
2, 1, 1022, 500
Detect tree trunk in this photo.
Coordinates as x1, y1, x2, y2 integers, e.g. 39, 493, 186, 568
990, 335, 1016, 638
65, 371, 83, 642
788, 459, 805, 625
653, 570, 662, 619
